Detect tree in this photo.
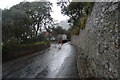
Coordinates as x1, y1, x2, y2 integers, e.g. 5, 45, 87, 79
13, 2, 54, 36
2, 2, 54, 44
57, 1, 94, 35
2, 8, 33, 44
57, 1, 94, 26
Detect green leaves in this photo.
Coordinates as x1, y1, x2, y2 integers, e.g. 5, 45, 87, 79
57, 1, 94, 35
2, 2, 54, 44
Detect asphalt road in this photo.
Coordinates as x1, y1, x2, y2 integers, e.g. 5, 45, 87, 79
2, 42, 79, 78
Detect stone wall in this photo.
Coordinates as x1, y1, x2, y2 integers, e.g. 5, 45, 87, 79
71, 2, 119, 78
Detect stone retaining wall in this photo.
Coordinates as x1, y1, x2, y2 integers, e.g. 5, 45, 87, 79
71, 2, 119, 78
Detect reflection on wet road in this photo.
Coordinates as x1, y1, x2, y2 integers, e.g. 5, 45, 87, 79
2, 42, 79, 78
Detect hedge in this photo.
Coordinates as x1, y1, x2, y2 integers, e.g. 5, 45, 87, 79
2, 42, 50, 62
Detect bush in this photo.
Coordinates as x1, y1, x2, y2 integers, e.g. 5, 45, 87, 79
80, 15, 88, 29
2, 40, 50, 62
3, 38, 20, 55
72, 27, 80, 35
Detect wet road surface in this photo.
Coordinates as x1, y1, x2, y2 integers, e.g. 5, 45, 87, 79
2, 42, 79, 78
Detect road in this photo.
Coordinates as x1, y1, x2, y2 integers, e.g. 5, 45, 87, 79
2, 42, 79, 78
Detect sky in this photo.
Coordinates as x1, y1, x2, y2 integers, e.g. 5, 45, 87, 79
0, 0, 69, 22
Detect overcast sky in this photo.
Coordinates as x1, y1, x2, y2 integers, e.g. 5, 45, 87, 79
0, 0, 69, 22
